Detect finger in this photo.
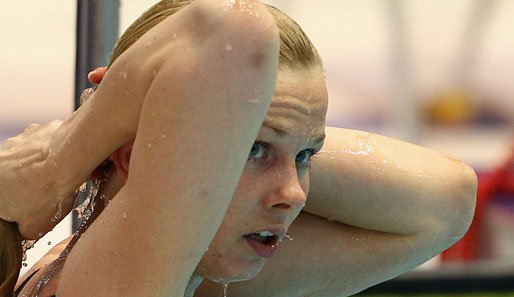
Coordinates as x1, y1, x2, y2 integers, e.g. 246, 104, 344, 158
88, 67, 108, 84
79, 86, 98, 105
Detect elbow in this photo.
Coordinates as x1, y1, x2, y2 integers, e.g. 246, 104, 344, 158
447, 163, 478, 242
192, 0, 280, 53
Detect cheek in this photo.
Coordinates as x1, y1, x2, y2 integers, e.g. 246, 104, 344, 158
234, 170, 263, 199
218, 176, 259, 231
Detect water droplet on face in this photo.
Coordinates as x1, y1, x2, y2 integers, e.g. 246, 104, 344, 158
146, 41, 152, 47
223, 283, 229, 297
173, 33, 177, 39
147, 143, 152, 148
225, 44, 233, 51
18, 163, 23, 168
284, 234, 293, 241
160, 134, 166, 139
122, 212, 127, 219
48, 147, 52, 153
53, 161, 58, 168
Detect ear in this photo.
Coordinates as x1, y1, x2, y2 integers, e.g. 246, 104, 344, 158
110, 139, 135, 181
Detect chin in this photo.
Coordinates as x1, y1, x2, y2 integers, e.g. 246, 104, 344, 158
196, 253, 266, 284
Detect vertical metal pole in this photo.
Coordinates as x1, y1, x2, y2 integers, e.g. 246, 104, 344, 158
384, 0, 419, 143
454, 0, 496, 86
73, 0, 120, 232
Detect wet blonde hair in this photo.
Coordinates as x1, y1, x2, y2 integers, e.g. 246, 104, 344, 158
110, 0, 322, 70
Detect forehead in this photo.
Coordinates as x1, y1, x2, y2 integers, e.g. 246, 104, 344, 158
262, 67, 328, 140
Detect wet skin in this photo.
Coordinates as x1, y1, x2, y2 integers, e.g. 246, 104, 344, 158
16, 66, 329, 296
194, 66, 328, 283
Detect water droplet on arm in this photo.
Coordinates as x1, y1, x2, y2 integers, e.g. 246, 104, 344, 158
78, 182, 87, 193
53, 202, 63, 221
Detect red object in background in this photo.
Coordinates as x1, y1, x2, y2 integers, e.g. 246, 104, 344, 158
441, 142, 514, 262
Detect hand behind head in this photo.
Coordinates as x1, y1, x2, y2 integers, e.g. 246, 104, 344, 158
80, 67, 108, 105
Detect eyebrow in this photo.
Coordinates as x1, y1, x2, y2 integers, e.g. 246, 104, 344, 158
263, 123, 326, 146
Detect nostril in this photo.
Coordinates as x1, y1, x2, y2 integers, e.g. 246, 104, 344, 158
273, 203, 290, 210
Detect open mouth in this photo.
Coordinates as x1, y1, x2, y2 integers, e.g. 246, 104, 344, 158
243, 231, 279, 246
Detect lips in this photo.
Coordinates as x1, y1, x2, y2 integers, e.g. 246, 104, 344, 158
244, 236, 279, 258
243, 227, 286, 258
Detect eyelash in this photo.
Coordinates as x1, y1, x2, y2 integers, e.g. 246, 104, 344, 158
249, 141, 319, 169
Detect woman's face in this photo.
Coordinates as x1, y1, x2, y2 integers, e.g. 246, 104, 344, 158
196, 66, 329, 283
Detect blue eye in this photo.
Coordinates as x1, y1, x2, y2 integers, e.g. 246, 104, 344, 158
249, 142, 266, 159
248, 141, 318, 169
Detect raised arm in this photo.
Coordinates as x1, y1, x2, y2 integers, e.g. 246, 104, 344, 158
57, 1, 279, 296
307, 126, 477, 240
299, 126, 477, 293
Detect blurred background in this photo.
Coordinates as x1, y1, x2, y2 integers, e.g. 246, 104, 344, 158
1, 0, 513, 295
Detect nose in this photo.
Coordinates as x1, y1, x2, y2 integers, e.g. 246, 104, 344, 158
262, 162, 308, 212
